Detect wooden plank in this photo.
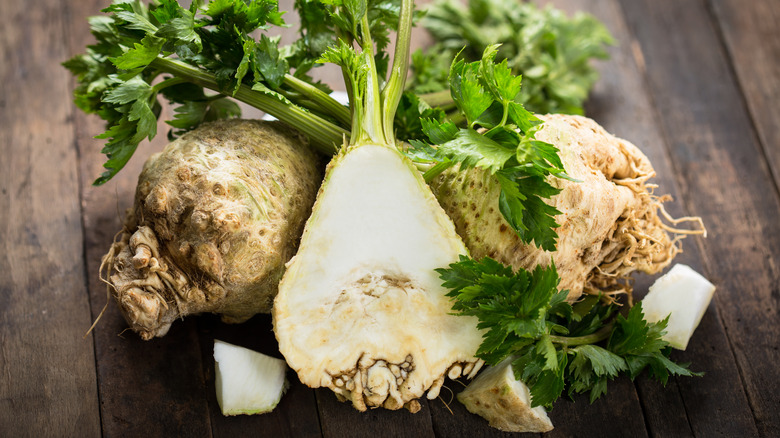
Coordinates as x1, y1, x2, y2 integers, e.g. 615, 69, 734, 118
316, 390, 435, 438
709, 0, 780, 190
0, 0, 101, 435
64, 0, 215, 435
553, 0, 758, 436
618, 0, 779, 436
547, 380, 648, 438
428, 376, 646, 438
197, 314, 322, 438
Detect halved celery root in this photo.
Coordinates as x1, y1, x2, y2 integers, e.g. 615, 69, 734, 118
431, 114, 705, 302
214, 340, 289, 416
102, 120, 322, 339
458, 357, 554, 433
273, 144, 484, 412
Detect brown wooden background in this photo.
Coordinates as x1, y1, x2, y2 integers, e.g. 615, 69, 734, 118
1, 0, 778, 436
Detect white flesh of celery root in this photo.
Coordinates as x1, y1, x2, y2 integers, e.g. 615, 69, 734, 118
273, 144, 483, 412
642, 264, 716, 350
457, 357, 554, 433
213, 340, 288, 416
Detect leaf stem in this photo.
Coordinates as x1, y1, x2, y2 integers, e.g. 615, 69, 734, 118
446, 110, 467, 127
423, 160, 455, 182
152, 76, 187, 94
419, 89, 455, 108
282, 74, 351, 127
380, 0, 414, 144
356, 14, 384, 145
549, 323, 614, 347
150, 57, 345, 155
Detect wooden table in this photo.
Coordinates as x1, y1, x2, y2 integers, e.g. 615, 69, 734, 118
2, 0, 778, 436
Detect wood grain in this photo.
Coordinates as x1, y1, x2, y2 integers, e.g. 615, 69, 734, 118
0, 0, 100, 435
556, 1, 757, 436
710, 0, 780, 190
619, 0, 779, 436
64, 0, 216, 435
316, 390, 436, 438
192, 314, 320, 437
0, 0, 773, 436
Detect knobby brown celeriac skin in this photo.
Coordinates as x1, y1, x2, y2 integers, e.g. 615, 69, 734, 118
102, 120, 323, 340
431, 114, 704, 303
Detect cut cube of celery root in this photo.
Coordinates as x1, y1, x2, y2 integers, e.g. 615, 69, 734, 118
457, 357, 553, 433
213, 340, 289, 416
642, 264, 716, 350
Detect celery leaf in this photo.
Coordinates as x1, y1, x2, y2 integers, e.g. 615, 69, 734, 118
438, 257, 701, 409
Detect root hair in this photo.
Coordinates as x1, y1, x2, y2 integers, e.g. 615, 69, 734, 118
438, 384, 456, 416
586, 184, 706, 303
84, 230, 124, 339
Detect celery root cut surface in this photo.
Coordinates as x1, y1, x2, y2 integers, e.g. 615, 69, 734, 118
214, 340, 288, 416
273, 144, 483, 412
458, 357, 553, 433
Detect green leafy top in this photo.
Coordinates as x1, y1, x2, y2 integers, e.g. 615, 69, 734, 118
409, 0, 614, 115
64, 0, 350, 185
438, 256, 702, 409
315, 0, 414, 147
293, 0, 407, 76
406, 45, 569, 251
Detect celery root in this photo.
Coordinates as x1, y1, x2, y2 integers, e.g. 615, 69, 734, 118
430, 114, 705, 302
272, 0, 484, 412
102, 120, 322, 339
273, 144, 484, 412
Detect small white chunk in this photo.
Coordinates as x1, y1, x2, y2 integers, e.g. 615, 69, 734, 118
213, 340, 289, 416
642, 264, 716, 350
457, 357, 553, 433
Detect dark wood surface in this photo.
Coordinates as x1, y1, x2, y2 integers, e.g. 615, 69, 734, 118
1, 0, 777, 436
